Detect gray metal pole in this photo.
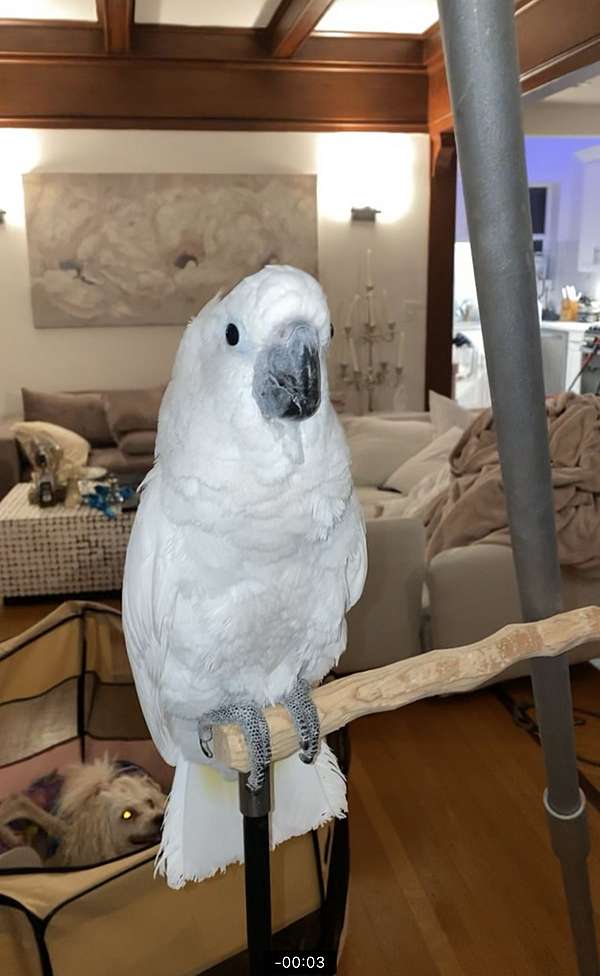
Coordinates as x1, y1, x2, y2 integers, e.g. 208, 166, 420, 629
436, 2, 599, 972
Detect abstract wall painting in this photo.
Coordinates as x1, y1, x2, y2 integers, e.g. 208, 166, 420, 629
23, 173, 318, 328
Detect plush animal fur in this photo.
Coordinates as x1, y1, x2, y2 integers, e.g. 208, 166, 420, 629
0, 757, 166, 867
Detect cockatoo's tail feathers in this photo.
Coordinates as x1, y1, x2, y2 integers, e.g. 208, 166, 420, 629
156, 744, 346, 889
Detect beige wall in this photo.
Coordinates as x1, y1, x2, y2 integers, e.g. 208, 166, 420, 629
523, 99, 600, 136
0, 129, 430, 418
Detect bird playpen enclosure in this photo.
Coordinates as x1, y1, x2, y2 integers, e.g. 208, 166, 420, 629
0, 602, 345, 976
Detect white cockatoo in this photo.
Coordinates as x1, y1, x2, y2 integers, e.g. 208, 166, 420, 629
122, 265, 367, 888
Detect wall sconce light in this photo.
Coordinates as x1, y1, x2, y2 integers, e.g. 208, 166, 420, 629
0, 209, 5, 225
351, 206, 381, 223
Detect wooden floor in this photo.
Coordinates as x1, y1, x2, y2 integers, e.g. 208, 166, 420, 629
1, 597, 599, 975
340, 689, 600, 976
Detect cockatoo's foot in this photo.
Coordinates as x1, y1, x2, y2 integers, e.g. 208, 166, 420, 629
198, 703, 271, 793
281, 678, 321, 765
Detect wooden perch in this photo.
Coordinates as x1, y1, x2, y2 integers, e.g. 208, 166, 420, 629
213, 606, 600, 773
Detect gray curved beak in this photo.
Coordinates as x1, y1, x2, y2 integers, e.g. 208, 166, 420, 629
253, 322, 321, 421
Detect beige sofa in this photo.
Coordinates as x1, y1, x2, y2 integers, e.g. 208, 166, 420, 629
341, 411, 434, 673
341, 408, 600, 681
0, 387, 164, 499
426, 544, 600, 679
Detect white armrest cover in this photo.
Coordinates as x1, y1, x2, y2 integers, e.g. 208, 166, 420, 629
339, 516, 425, 674
427, 544, 600, 681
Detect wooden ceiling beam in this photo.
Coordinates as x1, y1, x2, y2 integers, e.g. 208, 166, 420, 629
0, 57, 428, 131
266, 0, 336, 58
96, 0, 135, 54
426, 0, 600, 137
0, 20, 105, 56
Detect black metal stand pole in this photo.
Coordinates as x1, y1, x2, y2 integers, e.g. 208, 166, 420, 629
239, 772, 272, 976
436, 1, 599, 972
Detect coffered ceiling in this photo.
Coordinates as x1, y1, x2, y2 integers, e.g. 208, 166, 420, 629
316, 0, 439, 35
0, 0, 97, 17
134, 0, 281, 28
0, 0, 598, 133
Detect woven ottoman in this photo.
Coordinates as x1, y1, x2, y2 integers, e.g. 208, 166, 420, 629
0, 484, 135, 597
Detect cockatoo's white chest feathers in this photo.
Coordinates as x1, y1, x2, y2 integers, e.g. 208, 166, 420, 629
150, 454, 361, 717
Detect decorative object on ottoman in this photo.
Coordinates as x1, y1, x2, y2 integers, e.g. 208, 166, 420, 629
30, 439, 62, 507
12, 420, 91, 508
79, 476, 134, 519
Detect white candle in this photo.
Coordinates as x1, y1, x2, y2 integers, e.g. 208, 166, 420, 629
381, 288, 391, 325
396, 330, 405, 369
340, 331, 349, 366
350, 336, 360, 372
344, 293, 360, 331
366, 249, 373, 288
338, 303, 348, 365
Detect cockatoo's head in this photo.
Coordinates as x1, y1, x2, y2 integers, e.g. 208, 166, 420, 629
184, 264, 331, 418
156, 265, 348, 508
227, 265, 329, 422
157, 266, 335, 473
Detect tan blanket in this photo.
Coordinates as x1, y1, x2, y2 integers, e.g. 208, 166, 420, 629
424, 393, 600, 576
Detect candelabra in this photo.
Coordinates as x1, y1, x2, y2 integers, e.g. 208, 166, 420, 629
338, 250, 405, 413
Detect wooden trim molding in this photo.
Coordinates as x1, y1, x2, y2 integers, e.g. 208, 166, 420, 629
425, 131, 457, 403
295, 32, 424, 65
0, 22, 426, 65
0, 56, 428, 130
266, 0, 336, 58
0, 20, 105, 56
96, 0, 134, 55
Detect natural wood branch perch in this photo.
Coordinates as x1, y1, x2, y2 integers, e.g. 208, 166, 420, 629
213, 606, 600, 773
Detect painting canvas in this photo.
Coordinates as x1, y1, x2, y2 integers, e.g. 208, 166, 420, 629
23, 173, 318, 329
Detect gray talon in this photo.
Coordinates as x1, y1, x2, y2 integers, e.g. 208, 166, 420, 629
198, 702, 271, 792
282, 678, 321, 764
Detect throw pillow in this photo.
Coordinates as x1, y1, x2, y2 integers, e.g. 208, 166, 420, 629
382, 426, 464, 494
12, 421, 90, 477
344, 416, 433, 487
119, 430, 156, 457
428, 390, 472, 436
103, 387, 164, 439
22, 389, 114, 446
399, 463, 452, 519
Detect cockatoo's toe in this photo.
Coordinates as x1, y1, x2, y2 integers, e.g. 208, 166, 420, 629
198, 702, 272, 793
282, 678, 321, 765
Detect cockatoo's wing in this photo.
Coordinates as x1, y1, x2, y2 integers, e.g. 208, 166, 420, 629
345, 493, 368, 613
122, 470, 178, 767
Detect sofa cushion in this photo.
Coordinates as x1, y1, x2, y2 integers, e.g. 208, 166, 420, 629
428, 391, 472, 436
382, 426, 463, 494
12, 421, 90, 477
118, 430, 156, 457
344, 416, 433, 487
103, 387, 164, 439
356, 486, 399, 506
22, 389, 114, 447
89, 447, 154, 478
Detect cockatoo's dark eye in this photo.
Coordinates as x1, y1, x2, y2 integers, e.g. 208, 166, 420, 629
225, 323, 239, 346
330, 323, 334, 339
